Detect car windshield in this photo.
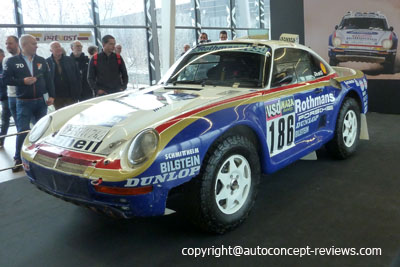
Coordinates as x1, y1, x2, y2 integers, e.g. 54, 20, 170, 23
166, 43, 271, 88
339, 18, 388, 30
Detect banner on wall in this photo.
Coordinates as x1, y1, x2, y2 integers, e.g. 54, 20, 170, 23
26, 31, 93, 43
304, 0, 399, 80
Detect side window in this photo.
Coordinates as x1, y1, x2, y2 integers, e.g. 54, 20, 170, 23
271, 48, 330, 88
294, 50, 314, 82
309, 54, 329, 78
271, 48, 298, 87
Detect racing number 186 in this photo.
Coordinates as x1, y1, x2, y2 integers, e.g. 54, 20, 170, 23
268, 114, 294, 155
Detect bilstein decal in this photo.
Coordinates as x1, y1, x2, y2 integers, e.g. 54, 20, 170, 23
125, 149, 201, 187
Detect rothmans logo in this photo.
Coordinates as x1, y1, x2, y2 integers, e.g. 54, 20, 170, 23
295, 93, 335, 113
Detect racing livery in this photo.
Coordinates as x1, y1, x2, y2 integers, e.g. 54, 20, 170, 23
329, 11, 398, 73
22, 39, 368, 233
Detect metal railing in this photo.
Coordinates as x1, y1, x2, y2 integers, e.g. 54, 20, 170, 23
0, 130, 30, 172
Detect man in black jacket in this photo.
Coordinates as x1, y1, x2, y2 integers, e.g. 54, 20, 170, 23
70, 41, 93, 101
47, 41, 81, 110
3, 34, 55, 171
87, 35, 128, 96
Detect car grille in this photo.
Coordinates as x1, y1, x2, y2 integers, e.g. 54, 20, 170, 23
33, 153, 88, 175
34, 152, 56, 168
55, 160, 88, 174
31, 164, 91, 200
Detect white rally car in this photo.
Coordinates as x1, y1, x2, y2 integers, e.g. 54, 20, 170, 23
22, 39, 368, 233
329, 11, 398, 73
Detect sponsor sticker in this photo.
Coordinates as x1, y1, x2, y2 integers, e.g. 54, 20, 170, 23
59, 125, 109, 142
265, 96, 296, 157
125, 148, 201, 187
320, 63, 327, 75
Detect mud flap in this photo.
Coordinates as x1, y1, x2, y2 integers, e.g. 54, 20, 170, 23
360, 113, 369, 140
301, 151, 317, 160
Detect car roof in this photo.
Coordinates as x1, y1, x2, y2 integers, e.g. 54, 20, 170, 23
342, 11, 387, 20
204, 38, 313, 52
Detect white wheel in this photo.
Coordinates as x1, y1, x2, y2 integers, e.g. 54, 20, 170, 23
214, 155, 251, 215
184, 135, 260, 234
342, 110, 358, 147
326, 97, 361, 159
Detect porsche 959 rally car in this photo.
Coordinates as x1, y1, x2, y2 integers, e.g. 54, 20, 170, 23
22, 39, 369, 233
329, 11, 398, 73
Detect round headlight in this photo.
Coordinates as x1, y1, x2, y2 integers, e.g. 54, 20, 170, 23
333, 37, 342, 47
28, 115, 52, 143
382, 39, 393, 49
128, 129, 159, 166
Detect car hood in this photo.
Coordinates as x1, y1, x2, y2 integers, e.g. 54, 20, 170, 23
45, 85, 254, 155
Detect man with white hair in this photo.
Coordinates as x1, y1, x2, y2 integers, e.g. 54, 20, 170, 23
46, 41, 81, 109
3, 34, 55, 172
115, 44, 122, 55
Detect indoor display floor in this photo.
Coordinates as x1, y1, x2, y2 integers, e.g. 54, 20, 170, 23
0, 112, 399, 267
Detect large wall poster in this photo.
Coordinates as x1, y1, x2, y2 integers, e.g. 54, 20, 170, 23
304, 0, 400, 80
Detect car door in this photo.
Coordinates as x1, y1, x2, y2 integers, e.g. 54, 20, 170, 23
265, 47, 334, 163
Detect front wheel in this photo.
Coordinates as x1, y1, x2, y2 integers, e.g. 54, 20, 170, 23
185, 135, 260, 234
383, 56, 396, 74
326, 97, 361, 159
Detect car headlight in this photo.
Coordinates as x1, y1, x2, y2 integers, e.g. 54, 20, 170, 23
333, 37, 342, 47
382, 39, 393, 49
28, 115, 52, 143
128, 129, 159, 166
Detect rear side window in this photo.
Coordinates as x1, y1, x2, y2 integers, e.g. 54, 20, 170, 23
271, 48, 328, 87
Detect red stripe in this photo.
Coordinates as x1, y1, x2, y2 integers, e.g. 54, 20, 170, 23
77, 37, 89, 40
94, 159, 121, 169
155, 74, 337, 134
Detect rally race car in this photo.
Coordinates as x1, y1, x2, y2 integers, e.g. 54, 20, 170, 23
22, 39, 369, 233
329, 11, 398, 73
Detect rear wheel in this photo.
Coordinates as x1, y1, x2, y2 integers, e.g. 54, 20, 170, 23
326, 97, 361, 159
185, 135, 260, 234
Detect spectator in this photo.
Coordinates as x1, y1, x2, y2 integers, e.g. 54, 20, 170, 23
180, 44, 190, 56
199, 32, 209, 44
70, 41, 93, 101
2, 36, 20, 159
3, 34, 55, 172
0, 48, 9, 149
115, 44, 122, 55
88, 35, 128, 96
46, 41, 81, 110
87, 45, 98, 58
219, 30, 228, 41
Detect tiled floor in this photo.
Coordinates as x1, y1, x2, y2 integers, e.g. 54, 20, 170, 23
0, 126, 26, 183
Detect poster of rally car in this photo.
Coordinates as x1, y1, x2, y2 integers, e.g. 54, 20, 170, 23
304, 0, 400, 79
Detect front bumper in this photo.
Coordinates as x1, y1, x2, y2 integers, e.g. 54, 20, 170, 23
24, 161, 169, 217
329, 47, 396, 63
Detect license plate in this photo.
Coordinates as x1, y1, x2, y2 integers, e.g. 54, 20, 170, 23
59, 124, 109, 142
